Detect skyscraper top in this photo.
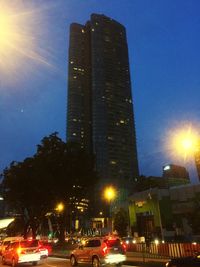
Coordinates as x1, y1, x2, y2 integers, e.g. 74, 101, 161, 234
67, 14, 139, 191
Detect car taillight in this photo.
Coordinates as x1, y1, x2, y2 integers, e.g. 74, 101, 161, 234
17, 248, 26, 255
102, 244, 108, 255
122, 243, 126, 252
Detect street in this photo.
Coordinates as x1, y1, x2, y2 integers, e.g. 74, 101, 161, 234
0, 257, 165, 267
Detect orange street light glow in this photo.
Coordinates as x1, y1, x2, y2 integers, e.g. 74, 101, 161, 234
181, 138, 193, 151
169, 125, 199, 160
55, 202, 64, 212
104, 186, 117, 202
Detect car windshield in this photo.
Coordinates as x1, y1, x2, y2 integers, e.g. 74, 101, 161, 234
105, 239, 121, 247
3, 241, 10, 245
20, 240, 38, 248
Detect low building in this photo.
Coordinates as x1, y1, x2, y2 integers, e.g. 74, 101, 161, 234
162, 164, 190, 187
129, 184, 200, 241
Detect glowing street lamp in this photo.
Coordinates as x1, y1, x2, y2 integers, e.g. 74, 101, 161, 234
167, 125, 199, 161
103, 186, 117, 232
55, 202, 64, 213
0, 1, 50, 81
176, 132, 198, 156
104, 186, 117, 203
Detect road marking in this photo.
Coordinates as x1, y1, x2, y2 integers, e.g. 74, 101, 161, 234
46, 264, 57, 267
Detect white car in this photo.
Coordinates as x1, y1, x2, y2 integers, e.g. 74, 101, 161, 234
2, 239, 41, 266
70, 236, 126, 267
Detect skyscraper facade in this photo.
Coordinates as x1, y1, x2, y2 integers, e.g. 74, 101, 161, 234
67, 14, 139, 189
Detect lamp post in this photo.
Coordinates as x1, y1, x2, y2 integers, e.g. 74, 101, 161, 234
103, 186, 117, 233
55, 202, 65, 243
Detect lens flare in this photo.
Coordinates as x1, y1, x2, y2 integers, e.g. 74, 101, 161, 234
165, 123, 199, 162
0, 0, 52, 83
103, 186, 117, 202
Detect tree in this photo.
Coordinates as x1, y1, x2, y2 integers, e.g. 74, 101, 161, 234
186, 196, 200, 235
113, 208, 129, 237
2, 132, 97, 240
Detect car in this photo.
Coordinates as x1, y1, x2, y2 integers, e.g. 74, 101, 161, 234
2, 239, 41, 267
70, 236, 126, 267
38, 241, 52, 258
121, 237, 135, 250
165, 252, 200, 266
0, 237, 24, 255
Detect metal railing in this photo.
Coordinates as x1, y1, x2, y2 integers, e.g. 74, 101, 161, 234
126, 242, 200, 258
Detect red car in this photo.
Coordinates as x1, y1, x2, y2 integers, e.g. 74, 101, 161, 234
2, 239, 41, 266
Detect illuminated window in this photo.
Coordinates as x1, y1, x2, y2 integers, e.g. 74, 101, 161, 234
92, 28, 94, 32
72, 118, 77, 122
120, 120, 125, 124
72, 133, 77, 136
81, 29, 85, 33
164, 165, 170, 171
73, 76, 77, 79
110, 161, 117, 165
70, 61, 74, 64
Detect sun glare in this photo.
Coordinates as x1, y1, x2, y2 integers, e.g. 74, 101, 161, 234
0, 1, 51, 81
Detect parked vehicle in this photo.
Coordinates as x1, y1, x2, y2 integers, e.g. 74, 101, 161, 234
70, 236, 126, 267
2, 239, 41, 266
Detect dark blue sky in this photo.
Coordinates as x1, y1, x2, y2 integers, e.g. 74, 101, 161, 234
1, 0, 200, 183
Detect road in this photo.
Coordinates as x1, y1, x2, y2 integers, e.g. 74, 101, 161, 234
0, 257, 165, 267
0, 257, 166, 267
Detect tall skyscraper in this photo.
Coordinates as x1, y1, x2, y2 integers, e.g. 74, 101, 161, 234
67, 14, 139, 189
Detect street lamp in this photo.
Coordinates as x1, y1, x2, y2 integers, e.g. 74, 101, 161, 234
103, 186, 117, 233
55, 202, 64, 213
168, 125, 199, 160
104, 186, 117, 203
55, 202, 65, 243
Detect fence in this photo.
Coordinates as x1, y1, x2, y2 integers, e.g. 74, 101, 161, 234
126, 242, 200, 258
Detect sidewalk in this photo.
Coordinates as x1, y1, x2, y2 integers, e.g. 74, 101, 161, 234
50, 248, 168, 267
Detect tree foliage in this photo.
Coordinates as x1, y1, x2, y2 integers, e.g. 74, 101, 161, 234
2, 132, 97, 238
113, 208, 129, 237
